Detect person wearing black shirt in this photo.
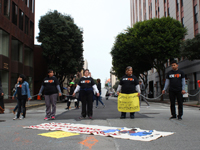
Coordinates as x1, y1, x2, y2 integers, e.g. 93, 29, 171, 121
73, 69, 99, 119
0, 80, 4, 114
38, 69, 62, 120
117, 66, 141, 119
162, 60, 186, 120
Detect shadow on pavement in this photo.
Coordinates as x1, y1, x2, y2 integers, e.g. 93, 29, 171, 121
56, 98, 151, 121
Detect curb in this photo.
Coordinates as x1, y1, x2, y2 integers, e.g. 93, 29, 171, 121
26, 103, 46, 109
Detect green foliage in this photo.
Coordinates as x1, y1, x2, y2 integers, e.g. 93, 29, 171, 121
133, 17, 187, 66
180, 34, 200, 60
113, 81, 119, 91
37, 10, 84, 89
111, 17, 187, 100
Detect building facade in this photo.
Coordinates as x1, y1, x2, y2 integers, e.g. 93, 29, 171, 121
130, 0, 200, 100
0, 0, 35, 101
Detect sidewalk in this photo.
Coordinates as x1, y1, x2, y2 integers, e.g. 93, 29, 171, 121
4, 99, 46, 114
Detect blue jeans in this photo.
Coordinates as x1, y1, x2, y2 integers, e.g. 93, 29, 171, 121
96, 95, 104, 106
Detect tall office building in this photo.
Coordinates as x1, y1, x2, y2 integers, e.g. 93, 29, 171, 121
0, 0, 35, 101
130, 0, 200, 100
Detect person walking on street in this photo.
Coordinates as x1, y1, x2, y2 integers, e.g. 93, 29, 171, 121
139, 80, 150, 106
0, 80, 4, 114
95, 79, 105, 108
162, 60, 186, 120
117, 66, 141, 119
38, 69, 62, 120
72, 69, 99, 119
12, 74, 31, 119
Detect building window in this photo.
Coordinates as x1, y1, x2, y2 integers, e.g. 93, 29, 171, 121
29, 0, 32, 11
25, 15, 29, 35
4, 0, 10, 19
168, 8, 170, 16
177, 0, 179, 11
0, 29, 9, 57
0, 70, 9, 99
194, 5, 198, 23
30, 21, 34, 38
12, 2, 18, 26
19, 9, 23, 31
181, 0, 183, 6
25, 0, 29, 7
11, 37, 23, 62
181, 17, 184, 27
32, 0, 34, 13
24, 46, 33, 67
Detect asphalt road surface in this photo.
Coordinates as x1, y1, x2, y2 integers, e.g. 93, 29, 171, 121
0, 97, 200, 150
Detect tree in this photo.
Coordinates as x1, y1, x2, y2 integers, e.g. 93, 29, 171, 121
110, 30, 152, 89
113, 81, 119, 91
133, 17, 187, 100
37, 10, 84, 91
180, 33, 200, 60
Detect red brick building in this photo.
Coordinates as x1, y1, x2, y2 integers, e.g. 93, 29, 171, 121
0, 0, 35, 101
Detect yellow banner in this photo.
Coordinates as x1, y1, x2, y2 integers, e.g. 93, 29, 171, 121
118, 93, 140, 112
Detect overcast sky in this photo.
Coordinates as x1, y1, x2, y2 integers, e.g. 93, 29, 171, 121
35, 0, 130, 84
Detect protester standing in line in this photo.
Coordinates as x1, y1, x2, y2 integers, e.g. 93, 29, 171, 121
72, 69, 99, 119
66, 82, 76, 110
117, 66, 141, 119
0, 80, 4, 114
12, 74, 31, 119
139, 80, 150, 106
95, 79, 105, 108
162, 60, 186, 120
38, 69, 62, 120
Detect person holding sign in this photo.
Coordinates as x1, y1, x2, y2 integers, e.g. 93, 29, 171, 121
73, 69, 99, 119
117, 66, 141, 119
162, 60, 186, 120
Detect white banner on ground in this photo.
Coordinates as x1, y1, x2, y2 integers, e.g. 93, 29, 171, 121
24, 123, 174, 141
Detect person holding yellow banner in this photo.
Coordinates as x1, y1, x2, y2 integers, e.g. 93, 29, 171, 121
117, 66, 141, 119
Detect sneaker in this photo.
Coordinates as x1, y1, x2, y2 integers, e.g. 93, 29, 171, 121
79, 116, 85, 120
65, 107, 69, 110
130, 115, 135, 119
44, 117, 49, 121
103, 105, 106, 108
89, 116, 92, 119
51, 116, 55, 120
19, 116, 24, 120
13, 117, 19, 120
169, 116, 176, 120
95, 106, 98, 108
12, 110, 15, 114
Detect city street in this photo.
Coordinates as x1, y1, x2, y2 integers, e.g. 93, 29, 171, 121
0, 97, 200, 150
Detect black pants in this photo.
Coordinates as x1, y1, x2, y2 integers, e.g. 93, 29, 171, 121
121, 112, 135, 117
169, 91, 183, 117
17, 95, 27, 118
81, 90, 93, 117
